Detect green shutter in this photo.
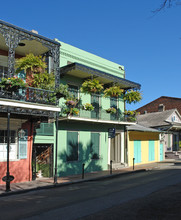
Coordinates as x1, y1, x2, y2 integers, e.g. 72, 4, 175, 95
67, 131, 78, 161
91, 133, 100, 159
19, 129, 28, 159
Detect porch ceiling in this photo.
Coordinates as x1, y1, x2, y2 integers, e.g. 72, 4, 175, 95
60, 63, 141, 90
0, 34, 49, 56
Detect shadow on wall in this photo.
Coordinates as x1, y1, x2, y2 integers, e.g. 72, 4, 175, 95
58, 141, 103, 177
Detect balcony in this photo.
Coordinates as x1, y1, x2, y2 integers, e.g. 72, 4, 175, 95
59, 88, 136, 124
0, 86, 56, 106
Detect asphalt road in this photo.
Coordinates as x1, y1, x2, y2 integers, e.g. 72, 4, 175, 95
1, 167, 181, 220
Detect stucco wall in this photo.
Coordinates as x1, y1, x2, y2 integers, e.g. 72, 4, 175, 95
128, 131, 160, 166
0, 121, 33, 184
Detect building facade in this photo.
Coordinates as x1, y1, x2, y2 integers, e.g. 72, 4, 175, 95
34, 40, 141, 177
0, 20, 60, 187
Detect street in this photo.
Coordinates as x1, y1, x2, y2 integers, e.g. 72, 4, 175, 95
1, 166, 181, 220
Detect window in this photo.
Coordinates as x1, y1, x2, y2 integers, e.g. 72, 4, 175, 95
91, 133, 100, 159
0, 129, 28, 161
67, 131, 78, 161
0, 66, 8, 78
0, 130, 17, 161
18, 130, 28, 159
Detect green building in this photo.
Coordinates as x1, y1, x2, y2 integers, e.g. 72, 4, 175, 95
34, 40, 141, 178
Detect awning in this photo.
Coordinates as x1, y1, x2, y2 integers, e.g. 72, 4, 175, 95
60, 63, 141, 90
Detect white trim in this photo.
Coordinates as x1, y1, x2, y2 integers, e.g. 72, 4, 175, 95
0, 99, 61, 112
121, 132, 124, 163
59, 116, 136, 125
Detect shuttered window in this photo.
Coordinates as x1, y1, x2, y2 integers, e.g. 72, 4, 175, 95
19, 129, 28, 159
91, 133, 100, 159
67, 131, 78, 161
36, 123, 54, 136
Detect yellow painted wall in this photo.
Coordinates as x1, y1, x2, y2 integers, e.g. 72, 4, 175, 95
128, 131, 160, 166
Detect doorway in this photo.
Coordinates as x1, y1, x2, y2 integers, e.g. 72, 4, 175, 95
32, 144, 53, 180
110, 133, 121, 163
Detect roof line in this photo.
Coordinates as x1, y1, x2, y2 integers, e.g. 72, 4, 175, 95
60, 62, 141, 90
0, 20, 60, 46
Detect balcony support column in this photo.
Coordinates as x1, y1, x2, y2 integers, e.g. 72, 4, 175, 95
2, 29, 22, 77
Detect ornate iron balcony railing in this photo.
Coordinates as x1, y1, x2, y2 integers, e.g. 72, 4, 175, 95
0, 86, 56, 106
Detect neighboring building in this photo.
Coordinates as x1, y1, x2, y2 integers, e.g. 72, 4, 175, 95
137, 109, 181, 155
127, 124, 163, 166
0, 20, 60, 186
137, 96, 181, 115
34, 40, 141, 177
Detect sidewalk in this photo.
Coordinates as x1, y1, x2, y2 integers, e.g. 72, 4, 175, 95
0, 161, 178, 196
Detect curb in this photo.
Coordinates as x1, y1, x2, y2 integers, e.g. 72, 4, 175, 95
0, 169, 146, 198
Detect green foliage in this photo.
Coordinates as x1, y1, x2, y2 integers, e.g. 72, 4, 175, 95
104, 86, 123, 97
31, 72, 55, 90
124, 90, 142, 104
16, 53, 47, 87
63, 107, 79, 116
0, 76, 26, 91
55, 84, 70, 99
124, 110, 139, 122
16, 53, 47, 73
80, 79, 103, 94
82, 103, 94, 111
106, 107, 117, 114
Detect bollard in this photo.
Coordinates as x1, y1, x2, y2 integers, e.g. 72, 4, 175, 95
82, 163, 85, 179
110, 160, 113, 175
133, 158, 135, 170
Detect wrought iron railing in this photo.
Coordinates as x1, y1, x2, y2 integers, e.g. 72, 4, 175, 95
60, 105, 128, 122
0, 86, 56, 106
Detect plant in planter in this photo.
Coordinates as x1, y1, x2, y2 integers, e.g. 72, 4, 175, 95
0, 76, 26, 92
124, 90, 142, 104
106, 107, 117, 114
63, 107, 79, 116
82, 103, 94, 111
54, 84, 70, 99
124, 110, 139, 122
80, 79, 103, 94
104, 86, 123, 98
16, 53, 47, 87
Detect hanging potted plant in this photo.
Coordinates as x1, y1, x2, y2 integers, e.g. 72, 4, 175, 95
124, 110, 139, 122
124, 90, 142, 104
82, 103, 94, 111
80, 79, 103, 94
104, 86, 123, 98
106, 107, 117, 114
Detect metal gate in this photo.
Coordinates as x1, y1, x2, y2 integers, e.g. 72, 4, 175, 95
32, 144, 53, 180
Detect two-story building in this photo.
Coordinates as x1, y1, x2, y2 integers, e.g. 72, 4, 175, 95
34, 40, 141, 177
0, 20, 60, 189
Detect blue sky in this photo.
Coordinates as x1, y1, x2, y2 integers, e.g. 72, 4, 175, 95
1, 0, 181, 110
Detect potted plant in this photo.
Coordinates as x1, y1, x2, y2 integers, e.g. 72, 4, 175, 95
63, 107, 79, 116
54, 84, 70, 99
80, 79, 103, 94
106, 107, 117, 114
124, 90, 142, 104
0, 76, 26, 92
82, 103, 94, 111
124, 110, 139, 122
16, 53, 47, 87
104, 86, 123, 98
